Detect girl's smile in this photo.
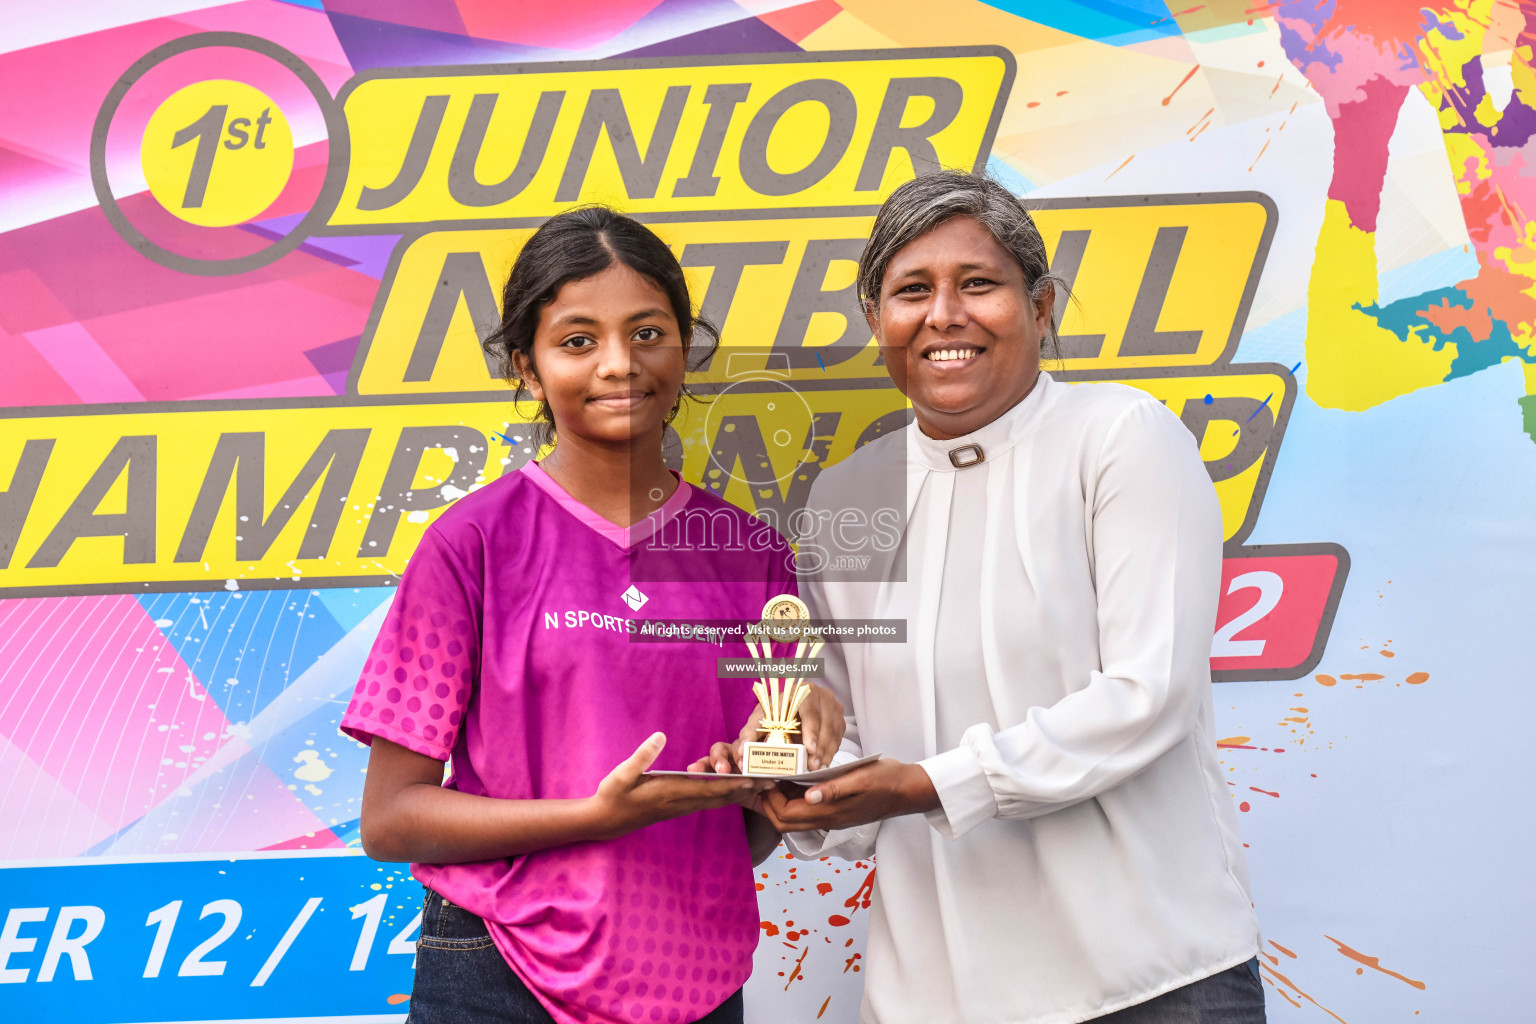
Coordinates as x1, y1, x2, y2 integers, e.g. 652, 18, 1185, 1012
588, 388, 652, 409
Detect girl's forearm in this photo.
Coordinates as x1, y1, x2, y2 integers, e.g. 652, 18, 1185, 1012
359, 735, 766, 864
362, 783, 610, 863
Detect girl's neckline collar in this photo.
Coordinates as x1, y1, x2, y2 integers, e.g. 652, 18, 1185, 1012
519, 460, 693, 550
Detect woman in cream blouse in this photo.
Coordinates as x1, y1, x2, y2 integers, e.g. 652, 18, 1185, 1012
759, 172, 1266, 1023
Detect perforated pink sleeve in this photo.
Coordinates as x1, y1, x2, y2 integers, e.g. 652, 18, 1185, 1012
340, 531, 481, 761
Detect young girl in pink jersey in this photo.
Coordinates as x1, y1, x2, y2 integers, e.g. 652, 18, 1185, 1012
340, 208, 841, 1024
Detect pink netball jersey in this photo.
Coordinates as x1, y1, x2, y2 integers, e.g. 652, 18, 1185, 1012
340, 461, 794, 1024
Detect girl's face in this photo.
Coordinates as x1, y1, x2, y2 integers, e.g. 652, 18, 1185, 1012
868, 215, 1050, 440
520, 262, 687, 448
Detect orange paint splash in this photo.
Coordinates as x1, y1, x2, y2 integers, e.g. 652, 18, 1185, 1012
1340, 673, 1384, 681
1271, 982, 1303, 1008
1249, 138, 1271, 171
1105, 155, 1134, 180
1306, 0, 1438, 50
1494, 184, 1528, 228
816, 882, 833, 895
829, 866, 877, 927
784, 946, 810, 989
1260, 963, 1349, 1023
1269, 939, 1298, 958
1316, 674, 1337, 686
1380, 649, 1396, 657
760, 921, 780, 937
1217, 735, 1254, 748
1325, 935, 1427, 990
845, 868, 875, 912
1406, 672, 1429, 685
817, 995, 832, 1019
1162, 64, 1201, 105
1250, 786, 1280, 798
1462, 260, 1536, 329
386, 994, 410, 1006
1187, 107, 1215, 134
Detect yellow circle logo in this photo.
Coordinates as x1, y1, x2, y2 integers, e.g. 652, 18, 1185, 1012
141, 80, 294, 227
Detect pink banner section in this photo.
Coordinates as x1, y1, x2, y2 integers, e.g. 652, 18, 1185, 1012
22, 322, 145, 404
0, 595, 233, 858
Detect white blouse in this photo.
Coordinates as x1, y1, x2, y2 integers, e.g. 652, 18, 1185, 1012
786, 372, 1261, 1024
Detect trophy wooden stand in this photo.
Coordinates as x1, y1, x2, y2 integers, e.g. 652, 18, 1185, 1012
741, 595, 823, 777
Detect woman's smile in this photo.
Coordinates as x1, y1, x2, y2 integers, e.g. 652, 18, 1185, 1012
919, 342, 986, 368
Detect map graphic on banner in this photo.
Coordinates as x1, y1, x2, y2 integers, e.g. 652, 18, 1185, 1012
1, 2, 1531, 1023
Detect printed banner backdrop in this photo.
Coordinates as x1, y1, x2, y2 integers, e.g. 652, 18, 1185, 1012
0, 1, 1531, 1022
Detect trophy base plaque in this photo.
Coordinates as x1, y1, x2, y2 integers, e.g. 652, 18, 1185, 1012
742, 741, 807, 776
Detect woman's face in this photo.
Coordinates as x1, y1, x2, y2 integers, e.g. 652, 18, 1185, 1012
869, 215, 1051, 441
519, 262, 686, 448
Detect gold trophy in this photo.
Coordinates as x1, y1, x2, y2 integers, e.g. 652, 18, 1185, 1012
741, 594, 823, 776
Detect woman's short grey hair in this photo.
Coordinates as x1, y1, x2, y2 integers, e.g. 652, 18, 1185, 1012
857, 170, 1067, 362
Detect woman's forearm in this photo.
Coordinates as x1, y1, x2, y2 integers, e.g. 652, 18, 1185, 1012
745, 809, 782, 865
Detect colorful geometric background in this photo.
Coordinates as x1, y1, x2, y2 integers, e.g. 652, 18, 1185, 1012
2, 2, 1532, 1022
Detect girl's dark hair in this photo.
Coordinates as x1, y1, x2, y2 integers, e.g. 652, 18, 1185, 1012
482, 206, 719, 446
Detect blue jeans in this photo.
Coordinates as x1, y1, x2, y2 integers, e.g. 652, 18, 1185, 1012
404, 889, 746, 1024
1088, 959, 1267, 1023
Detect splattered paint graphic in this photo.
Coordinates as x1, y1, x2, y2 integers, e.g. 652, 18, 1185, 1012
1278, 0, 1536, 428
